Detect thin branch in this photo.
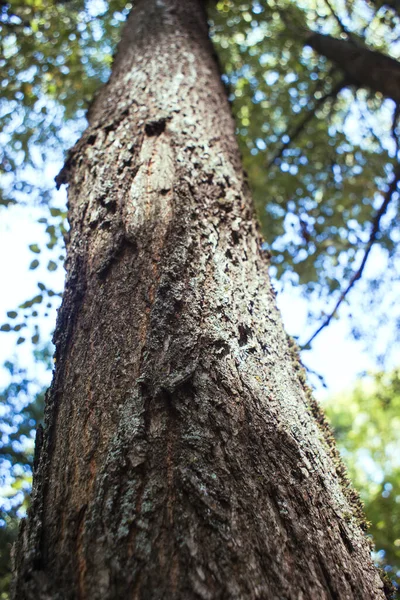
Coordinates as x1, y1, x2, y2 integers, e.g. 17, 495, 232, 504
323, 0, 351, 38
341, 0, 352, 23
267, 76, 347, 169
368, 0, 400, 20
303, 363, 328, 388
391, 102, 400, 158
0, 19, 30, 30
357, 101, 385, 149
361, 0, 382, 38
301, 164, 400, 349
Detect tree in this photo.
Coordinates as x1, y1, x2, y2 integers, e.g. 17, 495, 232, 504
10, 0, 389, 598
1, 0, 400, 361
211, 0, 400, 360
324, 368, 400, 594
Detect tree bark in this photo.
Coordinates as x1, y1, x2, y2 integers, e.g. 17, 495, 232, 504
13, 1, 386, 598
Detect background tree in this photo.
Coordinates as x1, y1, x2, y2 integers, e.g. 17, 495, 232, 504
324, 368, 400, 595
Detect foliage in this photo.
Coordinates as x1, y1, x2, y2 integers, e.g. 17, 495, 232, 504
0, 0, 129, 340
1, 0, 400, 354
324, 368, 400, 595
0, 347, 50, 598
0, 0, 130, 207
209, 0, 400, 353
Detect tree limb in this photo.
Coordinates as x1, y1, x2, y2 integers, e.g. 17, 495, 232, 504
305, 31, 400, 103
301, 164, 400, 349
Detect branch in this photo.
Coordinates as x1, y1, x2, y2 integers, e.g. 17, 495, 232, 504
303, 363, 328, 388
392, 102, 400, 157
304, 31, 400, 103
323, 0, 351, 38
0, 19, 30, 30
267, 77, 347, 168
368, 0, 400, 20
301, 164, 400, 349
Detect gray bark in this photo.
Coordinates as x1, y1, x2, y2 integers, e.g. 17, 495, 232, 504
13, 1, 386, 598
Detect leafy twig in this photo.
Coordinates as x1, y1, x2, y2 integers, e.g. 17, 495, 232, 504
301, 164, 400, 349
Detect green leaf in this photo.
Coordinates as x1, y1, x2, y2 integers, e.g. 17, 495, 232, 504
47, 260, 57, 272
19, 295, 43, 309
50, 208, 63, 217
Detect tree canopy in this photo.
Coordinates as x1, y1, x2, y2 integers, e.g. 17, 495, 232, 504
1, 0, 399, 357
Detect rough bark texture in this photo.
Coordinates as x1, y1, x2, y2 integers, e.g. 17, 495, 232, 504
13, 1, 386, 598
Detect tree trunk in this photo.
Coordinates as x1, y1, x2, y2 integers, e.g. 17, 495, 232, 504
12, 1, 386, 598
